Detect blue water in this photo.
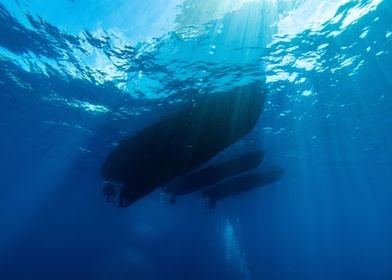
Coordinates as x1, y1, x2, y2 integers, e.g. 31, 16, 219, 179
1, 0, 391, 279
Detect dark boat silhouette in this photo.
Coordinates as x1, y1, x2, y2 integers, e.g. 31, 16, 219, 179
101, 82, 266, 207
201, 167, 283, 208
164, 150, 264, 202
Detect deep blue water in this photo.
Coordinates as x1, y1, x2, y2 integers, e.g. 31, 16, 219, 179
0, 0, 391, 279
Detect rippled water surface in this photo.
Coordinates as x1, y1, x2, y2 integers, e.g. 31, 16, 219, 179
0, 0, 391, 279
